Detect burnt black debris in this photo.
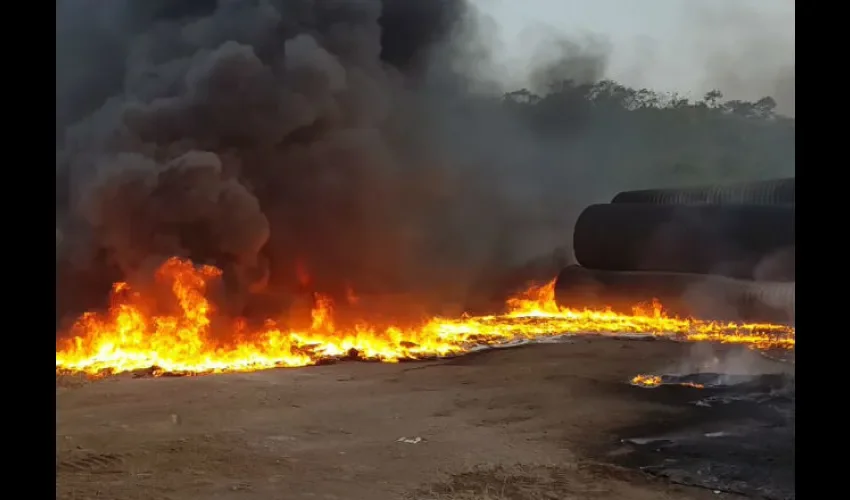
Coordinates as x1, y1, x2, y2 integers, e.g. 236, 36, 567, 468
614, 372, 795, 499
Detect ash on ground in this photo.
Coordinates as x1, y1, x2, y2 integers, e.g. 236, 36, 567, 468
613, 370, 795, 500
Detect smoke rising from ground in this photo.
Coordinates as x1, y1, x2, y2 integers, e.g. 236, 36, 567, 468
56, 0, 503, 324
670, 344, 794, 392
56, 0, 795, 327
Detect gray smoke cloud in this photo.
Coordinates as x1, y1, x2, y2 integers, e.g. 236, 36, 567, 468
56, 0, 508, 324
688, 1, 795, 117
56, 0, 794, 328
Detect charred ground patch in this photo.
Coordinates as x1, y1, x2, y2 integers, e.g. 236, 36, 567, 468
607, 371, 795, 499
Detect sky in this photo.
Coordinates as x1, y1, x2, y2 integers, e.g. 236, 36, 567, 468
468, 0, 795, 112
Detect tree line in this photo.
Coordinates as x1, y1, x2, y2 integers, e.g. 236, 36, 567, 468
497, 80, 795, 187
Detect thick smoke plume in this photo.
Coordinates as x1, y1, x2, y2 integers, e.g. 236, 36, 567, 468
56, 0, 508, 326
56, 0, 794, 329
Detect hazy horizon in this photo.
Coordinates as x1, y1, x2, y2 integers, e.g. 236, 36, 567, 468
469, 0, 795, 114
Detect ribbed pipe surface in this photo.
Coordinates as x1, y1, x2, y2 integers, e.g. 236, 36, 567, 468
611, 178, 795, 205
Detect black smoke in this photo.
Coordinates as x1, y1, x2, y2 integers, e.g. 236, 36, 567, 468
55, 0, 794, 329
55, 0, 495, 326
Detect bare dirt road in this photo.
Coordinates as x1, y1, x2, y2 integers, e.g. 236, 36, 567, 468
56, 338, 790, 500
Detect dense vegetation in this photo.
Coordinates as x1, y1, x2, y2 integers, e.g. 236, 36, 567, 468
497, 80, 794, 188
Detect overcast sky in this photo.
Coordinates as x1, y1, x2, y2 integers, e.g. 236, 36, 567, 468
468, 0, 795, 113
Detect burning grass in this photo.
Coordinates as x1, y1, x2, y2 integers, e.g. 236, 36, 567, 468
56, 258, 795, 377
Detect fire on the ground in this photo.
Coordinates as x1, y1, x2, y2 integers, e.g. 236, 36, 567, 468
56, 257, 795, 377
630, 374, 705, 389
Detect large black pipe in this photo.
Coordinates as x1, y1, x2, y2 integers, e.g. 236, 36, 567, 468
554, 265, 794, 324
573, 203, 795, 279
611, 178, 795, 205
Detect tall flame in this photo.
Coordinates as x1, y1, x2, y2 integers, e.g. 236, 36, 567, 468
310, 293, 335, 332
56, 257, 795, 376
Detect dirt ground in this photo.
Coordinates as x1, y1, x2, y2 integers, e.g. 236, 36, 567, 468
56, 338, 789, 500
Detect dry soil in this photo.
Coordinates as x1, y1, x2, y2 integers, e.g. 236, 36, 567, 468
56, 337, 789, 500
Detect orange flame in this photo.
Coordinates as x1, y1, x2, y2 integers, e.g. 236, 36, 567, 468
630, 374, 705, 389
310, 293, 335, 332
56, 258, 795, 376
631, 374, 662, 388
